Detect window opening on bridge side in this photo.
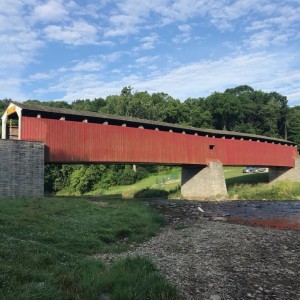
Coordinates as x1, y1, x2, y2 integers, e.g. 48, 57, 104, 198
209, 144, 215, 150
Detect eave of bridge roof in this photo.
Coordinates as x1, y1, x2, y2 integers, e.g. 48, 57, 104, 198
10, 101, 296, 146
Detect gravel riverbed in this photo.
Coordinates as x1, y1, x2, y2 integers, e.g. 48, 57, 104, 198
95, 200, 300, 300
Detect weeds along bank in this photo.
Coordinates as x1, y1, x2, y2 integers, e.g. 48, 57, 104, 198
0, 197, 179, 300
51, 164, 300, 200
228, 181, 300, 200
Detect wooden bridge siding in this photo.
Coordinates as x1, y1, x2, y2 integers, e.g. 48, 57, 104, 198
21, 117, 297, 167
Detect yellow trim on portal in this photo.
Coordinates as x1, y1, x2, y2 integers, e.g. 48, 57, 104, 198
6, 106, 16, 116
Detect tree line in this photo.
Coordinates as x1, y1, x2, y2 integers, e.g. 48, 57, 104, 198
1, 85, 299, 194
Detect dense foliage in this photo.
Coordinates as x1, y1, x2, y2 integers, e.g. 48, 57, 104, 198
1, 85, 299, 194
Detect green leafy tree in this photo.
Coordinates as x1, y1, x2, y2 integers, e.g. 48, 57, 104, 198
25, 100, 71, 109
69, 165, 103, 194
183, 98, 213, 128
288, 106, 300, 149
161, 97, 188, 124
204, 92, 242, 130
225, 85, 254, 96
72, 98, 106, 112
117, 165, 137, 185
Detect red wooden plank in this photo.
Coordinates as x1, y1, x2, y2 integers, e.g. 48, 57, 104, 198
21, 117, 298, 167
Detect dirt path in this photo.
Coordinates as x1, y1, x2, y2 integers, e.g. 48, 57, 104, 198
95, 200, 300, 300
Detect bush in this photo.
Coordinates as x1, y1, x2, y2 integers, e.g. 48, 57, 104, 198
228, 181, 300, 200
117, 166, 137, 185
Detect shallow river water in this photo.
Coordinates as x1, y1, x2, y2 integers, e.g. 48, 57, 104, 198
195, 200, 300, 230
147, 199, 300, 230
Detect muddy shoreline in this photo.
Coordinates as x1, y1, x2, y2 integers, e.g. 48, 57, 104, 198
96, 200, 300, 299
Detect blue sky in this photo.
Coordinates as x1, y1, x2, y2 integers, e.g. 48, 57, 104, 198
1, 0, 300, 105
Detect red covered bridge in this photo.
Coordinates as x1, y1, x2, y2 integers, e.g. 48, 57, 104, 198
1, 102, 299, 199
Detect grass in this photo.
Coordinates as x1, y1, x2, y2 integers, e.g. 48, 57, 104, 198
0, 197, 164, 254
88, 166, 300, 200
224, 166, 269, 187
225, 167, 300, 200
88, 169, 181, 199
62, 165, 298, 201
87, 166, 272, 199
0, 197, 179, 300
228, 180, 300, 200
98, 256, 179, 300
86, 166, 274, 200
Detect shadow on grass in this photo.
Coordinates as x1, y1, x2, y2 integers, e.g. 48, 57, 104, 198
134, 188, 169, 198
80, 194, 124, 201
134, 186, 180, 199
226, 172, 269, 188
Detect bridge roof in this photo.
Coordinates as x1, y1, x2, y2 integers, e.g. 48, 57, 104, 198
11, 101, 296, 146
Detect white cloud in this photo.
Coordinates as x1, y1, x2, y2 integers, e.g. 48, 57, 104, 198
32, 0, 68, 23
102, 0, 300, 50
104, 14, 141, 37
0, 77, 28, 101
1, 0, 300, 105
98, 40, 115, 46
162, 0, 207, 21
68, 2, 102, 19
44, 21, 98, 45
101, 51, 125, 62
135, 56, 159, 64
173, 23, 192, 43
102, 0, 206, 38
38, 52, 299, 105
0, 1, 44, 96
0, 31, 43, 53
0, 1, 43, 55
70, 60, 103, 72
244, 2, 300, 48
132, 52, 300, 104
178, 24, 191, 32
134, 34, 159, 51
29, 72, 52, 80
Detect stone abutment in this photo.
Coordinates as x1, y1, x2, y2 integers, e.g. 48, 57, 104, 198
0, 140, 44, 198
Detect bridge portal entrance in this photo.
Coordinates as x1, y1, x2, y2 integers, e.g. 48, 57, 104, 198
1, 104, 21, 140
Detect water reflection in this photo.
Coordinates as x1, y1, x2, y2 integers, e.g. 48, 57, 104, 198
201, 200, 300, 230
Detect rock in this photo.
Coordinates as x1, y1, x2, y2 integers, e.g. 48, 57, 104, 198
212, 216, 227, 221
97, 293, 110, 300
95, 200, 300, 300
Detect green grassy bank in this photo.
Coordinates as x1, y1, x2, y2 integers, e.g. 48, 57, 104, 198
87, 166, 300, 200
228, 180, 300, 200
225, 167, 300, 200
87, 168, 181, 199
0, 197, 179, 300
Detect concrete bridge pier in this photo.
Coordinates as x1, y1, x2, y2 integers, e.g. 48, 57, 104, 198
181, 162, 228, 200
269, 157, 300, 184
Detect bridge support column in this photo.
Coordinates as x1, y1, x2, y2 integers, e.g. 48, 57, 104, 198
181, 162, 227, 200
269, 157, 300, 184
